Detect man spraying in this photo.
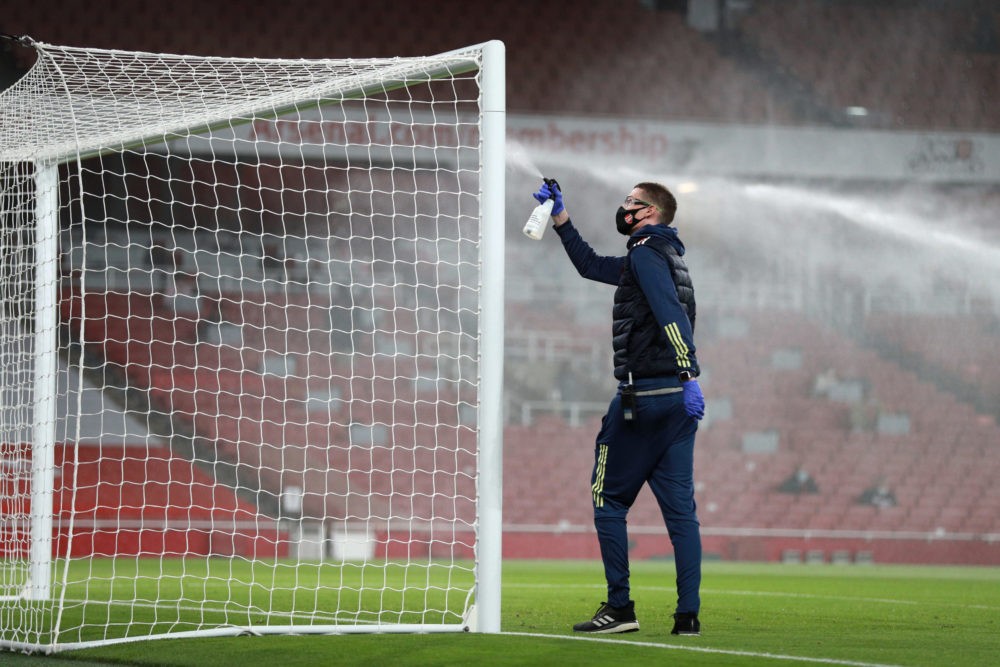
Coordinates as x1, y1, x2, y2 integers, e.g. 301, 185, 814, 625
530, 179, 705, 636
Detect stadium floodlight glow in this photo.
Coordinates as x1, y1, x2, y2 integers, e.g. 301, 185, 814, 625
0, 36, 504, 652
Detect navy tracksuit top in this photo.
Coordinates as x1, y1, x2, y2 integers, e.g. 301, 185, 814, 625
554, 220, 699, 382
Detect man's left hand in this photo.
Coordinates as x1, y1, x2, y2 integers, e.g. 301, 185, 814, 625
682, 379, 705, 420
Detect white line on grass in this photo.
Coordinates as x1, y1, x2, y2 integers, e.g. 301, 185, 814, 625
703, 589, 1000, 611
504, 632, 905, 667
702, 588, 919, 606
505, 583, 1000, 611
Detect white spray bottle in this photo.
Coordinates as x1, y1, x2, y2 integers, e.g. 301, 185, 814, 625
522, 178, 560, 241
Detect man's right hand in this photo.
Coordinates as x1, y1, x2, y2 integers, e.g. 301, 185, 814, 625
532, 179, 564, 216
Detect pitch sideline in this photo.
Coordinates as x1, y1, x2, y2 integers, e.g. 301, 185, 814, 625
504, 632, 904, 667
504, 582, 1000, 611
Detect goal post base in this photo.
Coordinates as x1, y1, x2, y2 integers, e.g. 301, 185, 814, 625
5, 623, 472, 655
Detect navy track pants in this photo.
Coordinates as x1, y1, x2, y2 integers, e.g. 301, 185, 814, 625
590, 384, 701, 614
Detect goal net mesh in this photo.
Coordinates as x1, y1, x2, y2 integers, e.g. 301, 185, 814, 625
0, 38, 497, 651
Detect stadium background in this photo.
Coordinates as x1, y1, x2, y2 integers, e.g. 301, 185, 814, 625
3, 0, 999, 566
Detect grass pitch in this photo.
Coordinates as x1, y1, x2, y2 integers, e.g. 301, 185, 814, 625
4, 559, 998, 666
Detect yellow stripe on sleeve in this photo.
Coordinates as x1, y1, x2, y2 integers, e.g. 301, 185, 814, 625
665, 322, 691, 368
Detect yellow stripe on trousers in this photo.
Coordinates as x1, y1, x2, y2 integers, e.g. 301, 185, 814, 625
592, 443, 609, 508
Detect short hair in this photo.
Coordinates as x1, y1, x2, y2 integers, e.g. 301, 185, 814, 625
634, 182, 677, 224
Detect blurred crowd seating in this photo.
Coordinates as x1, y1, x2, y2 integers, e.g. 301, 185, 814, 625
59, 279, 1000, 538
864, 312, 1000, 414
738, 0, 1000, 130
5, 0, 999, 130
503, 304, 1000, 537
59, 286, 478, 526
0, 442, 279, 558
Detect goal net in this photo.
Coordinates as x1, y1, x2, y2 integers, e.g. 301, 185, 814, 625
0, 37, 505, 652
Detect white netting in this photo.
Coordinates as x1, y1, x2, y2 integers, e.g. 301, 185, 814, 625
0, 162, 38, 606
0, 39, 501, 652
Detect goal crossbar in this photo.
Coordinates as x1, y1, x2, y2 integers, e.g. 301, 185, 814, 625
1, 38, 488, 164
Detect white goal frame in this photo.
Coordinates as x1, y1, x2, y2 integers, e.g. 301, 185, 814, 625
0, 37, 504, 651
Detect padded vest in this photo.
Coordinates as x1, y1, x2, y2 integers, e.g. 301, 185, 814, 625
611, 233, 697, 381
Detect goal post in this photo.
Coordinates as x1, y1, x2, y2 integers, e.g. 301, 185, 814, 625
0, 37, 504, 652
476, 38, 505, 637
29, 162, 59, 604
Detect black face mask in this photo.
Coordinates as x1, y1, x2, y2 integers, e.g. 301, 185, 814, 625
616, 206, 646, 235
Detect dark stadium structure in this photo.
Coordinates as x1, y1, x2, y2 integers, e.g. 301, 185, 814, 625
5, 0, 999, 565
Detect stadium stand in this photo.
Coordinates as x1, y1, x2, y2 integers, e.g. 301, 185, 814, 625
60, 266, 1000, 549
5, 1, 999, 129
864, 312, 1000, 415
8, 0, 997, 563
503, 306, 1000, 542
59, 280, 476, 528
0, 443, 282, 558
735, 0, 1000, 130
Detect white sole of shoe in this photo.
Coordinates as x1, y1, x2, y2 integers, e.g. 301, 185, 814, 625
577, 621, 640, 634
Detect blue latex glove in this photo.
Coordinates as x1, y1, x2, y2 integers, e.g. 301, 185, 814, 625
532, 178, 564, 215
682, 379, 705, 420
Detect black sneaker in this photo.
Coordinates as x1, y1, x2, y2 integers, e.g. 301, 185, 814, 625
671, 611, 701, 636
573, 601, 640, 634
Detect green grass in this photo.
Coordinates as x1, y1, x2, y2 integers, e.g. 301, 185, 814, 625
3, 560, 999, 666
